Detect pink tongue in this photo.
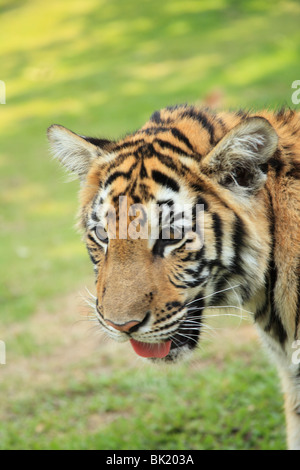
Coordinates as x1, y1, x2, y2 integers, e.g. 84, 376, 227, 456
130, 339, 171, 358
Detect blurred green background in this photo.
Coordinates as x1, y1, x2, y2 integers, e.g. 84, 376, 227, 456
1, 0, 299, 450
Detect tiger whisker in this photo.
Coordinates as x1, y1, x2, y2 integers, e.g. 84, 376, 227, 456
225, 279, 244, 326
185, 284, 242, 307
85, 286, 97, 300
186, 304, 254, 316
169, 334, 181, 349
175, 332, 199, 344
78, 292, 96, 310
185, 313, 249, 323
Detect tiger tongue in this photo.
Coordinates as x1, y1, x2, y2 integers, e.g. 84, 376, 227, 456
130, 339, 171, 358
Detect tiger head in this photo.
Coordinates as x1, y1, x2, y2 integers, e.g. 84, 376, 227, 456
47, 106, 278, 362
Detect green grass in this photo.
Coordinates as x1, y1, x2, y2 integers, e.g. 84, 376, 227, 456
1, 0, 299, 450
0, 325, 285, 450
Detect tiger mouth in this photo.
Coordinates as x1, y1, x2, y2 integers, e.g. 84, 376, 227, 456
129, 309, 202, 363
96, 303, 202, 362
158, 320, 201, 362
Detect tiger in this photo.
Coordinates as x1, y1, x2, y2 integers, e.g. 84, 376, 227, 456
47, 104, 300, 450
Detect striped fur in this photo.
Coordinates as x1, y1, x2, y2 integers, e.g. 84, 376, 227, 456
48, 105, 300, 449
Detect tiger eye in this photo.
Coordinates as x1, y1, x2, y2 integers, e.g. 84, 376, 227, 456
95, 225, 109, 244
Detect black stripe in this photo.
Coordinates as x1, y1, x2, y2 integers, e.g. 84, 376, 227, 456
168, 275, 188, 289
267, 314, 288, 345
195, 244, 205, 260
106, 153, 135, 172
141, 126, 177, 139
254, 275, 270, 322
275, 107, 287, 120
87, 233, 97, 244
180, 108, 215, 145
141, 124, 197, 154
286, 162, 300, 179
230, 215, 245, 276
86, 235, 102, 263
195, 195, 209, 211
86, 247, 99, 265
155, 138, 191, 157
181, 252, 197, 262
104, 171, 129, 188
190, 182, 231, 211
151, 145, 193, 175
276, 107, 295, 122
113, 138, 146, 152
182, 299, 204, 344
268, 150, 284, 177
138, 183, 151, 200
265, 250, 287, 344
150, 110, 161, 124
166, 301, 182, 310
184, 278, 204, 288
140, 159, 148, 179
152, 169, 180, 193
84, 136, 113, 150
141, 126, 168, 135
104, 162, 138, 188
156, 199, 174, 207
130, 193, 141, 204
214, 115, 227, 134
207, 275, 228, 305
184, 268, 198, 276
264, 274, 288, 345
212, 212, 223, 259
264, 188, 288, 345
239, 283, 253, 303
236, 109, 249, 119
152, 237, 180, 258
128, 178, 137, 196
170, 128, 196, 153
90, 210, 100, 223
143, 144, 178, 171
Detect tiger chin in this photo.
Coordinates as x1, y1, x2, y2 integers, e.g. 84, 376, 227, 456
47, 104, 300, 450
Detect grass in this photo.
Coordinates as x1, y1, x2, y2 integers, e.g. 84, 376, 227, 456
1, 0, 299, 450
0, 302, 285, 450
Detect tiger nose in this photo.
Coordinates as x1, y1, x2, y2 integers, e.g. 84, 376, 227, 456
105, 312, 150, 334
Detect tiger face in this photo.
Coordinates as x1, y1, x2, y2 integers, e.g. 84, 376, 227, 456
47, 105, 278, 362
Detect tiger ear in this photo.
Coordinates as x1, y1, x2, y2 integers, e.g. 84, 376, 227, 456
47, 124, 114, 181
202, 117, 278, 195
